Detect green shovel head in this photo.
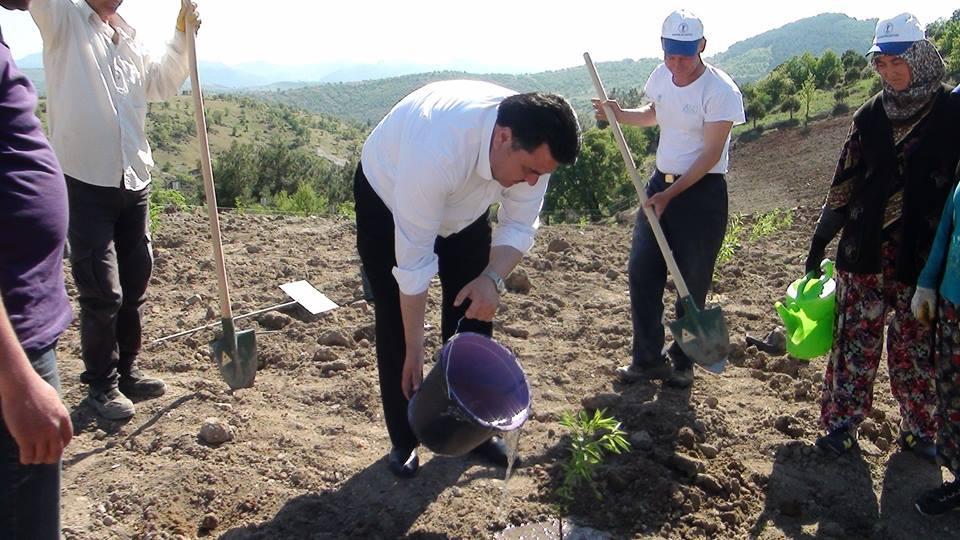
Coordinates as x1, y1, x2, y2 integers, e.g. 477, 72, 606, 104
668, 297, 729, 373
211, 318, 257, 389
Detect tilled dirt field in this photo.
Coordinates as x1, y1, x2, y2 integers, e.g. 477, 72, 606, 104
53, 116, 960, 539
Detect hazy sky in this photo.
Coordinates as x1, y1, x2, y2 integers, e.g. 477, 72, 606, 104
0, 1, 956, 71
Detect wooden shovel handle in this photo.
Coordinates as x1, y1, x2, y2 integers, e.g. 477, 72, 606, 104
583, 52, 693, 300
183, 1, 233, 319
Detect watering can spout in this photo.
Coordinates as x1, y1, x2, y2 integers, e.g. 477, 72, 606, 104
775, 302, 798, 329
774, 259, 837, 360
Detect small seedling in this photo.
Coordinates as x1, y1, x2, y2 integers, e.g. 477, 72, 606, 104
750, 208, 793, 241
715, 213, 744, 269
557, 408, 630, 504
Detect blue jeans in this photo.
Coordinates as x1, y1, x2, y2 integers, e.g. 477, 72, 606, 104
629, 171, 728, 371
0, 342, 62, 539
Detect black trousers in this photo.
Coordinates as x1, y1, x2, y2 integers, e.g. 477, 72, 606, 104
629, 171, 728, 370
66, 176, 152, 391
354, 164, 493, 451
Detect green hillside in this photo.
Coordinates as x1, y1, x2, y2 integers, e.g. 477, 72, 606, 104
255, 59, 661, 127
34, 93, 367, 212
710, 13, 877, 81
252, 14, 880, 126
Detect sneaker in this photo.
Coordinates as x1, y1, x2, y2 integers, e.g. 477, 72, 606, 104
816, 428, 858, 456
387, 447, 418, 478
616, 359, 673, 383
899, 431, 937, 463
916, 480, 960, 516
118, 368, 167, 398
666, 367, 694, 388
84, 387, 135, 420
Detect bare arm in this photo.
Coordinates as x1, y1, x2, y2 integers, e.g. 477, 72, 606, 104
592, 99, 658, 127
399, 291, 428, 399
0, 292, 72, 465
644, 120, 733, 217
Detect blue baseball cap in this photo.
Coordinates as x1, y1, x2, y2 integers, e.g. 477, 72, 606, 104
867, 13, 925, 56
661, 10, 704, 56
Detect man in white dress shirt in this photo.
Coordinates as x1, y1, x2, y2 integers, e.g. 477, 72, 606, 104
29, 0, 199, 419
355, 80, 580, 477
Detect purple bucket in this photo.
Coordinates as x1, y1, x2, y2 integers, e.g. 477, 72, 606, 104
408, 332, 531, 456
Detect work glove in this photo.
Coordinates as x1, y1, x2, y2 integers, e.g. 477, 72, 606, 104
804, 236, 828, 275
176, 2, 201, 34
911, 287, 936, 324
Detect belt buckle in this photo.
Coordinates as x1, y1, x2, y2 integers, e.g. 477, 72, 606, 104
664, 174, 677, 184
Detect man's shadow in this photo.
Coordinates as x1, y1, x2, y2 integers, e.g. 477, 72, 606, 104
753, 443, 878, 539
878, 451, 960, 539
220, 454, 472, 539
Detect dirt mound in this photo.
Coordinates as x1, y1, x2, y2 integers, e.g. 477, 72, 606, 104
727, 115, 853, 215
55, 116, 960, 540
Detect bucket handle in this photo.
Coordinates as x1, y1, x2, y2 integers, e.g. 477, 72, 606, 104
453, 316, 493, 338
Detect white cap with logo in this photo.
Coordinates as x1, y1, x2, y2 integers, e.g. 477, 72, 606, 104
867, 13, 925, 56
661, 9, 704, 56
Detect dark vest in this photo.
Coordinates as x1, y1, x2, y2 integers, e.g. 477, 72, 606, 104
835, 85, 960, 283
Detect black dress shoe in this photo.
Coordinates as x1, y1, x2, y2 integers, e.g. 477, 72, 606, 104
470, 436, 520, 468
388, 447, 419, 478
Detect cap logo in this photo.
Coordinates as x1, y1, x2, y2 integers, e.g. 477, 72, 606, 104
885, 22, 894, 33
678, 22, 689, 33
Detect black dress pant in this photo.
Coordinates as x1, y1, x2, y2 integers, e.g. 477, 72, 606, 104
66, 176, 152, 391
354, 164, 493, 451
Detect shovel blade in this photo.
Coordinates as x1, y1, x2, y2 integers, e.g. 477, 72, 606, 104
211, 319, 257, 389
668, 301, 729, 373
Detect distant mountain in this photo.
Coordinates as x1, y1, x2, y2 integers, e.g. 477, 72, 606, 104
15, 52, 43, 69
709, 13, 877, 81
251, 13, 878, 125
17, 12, 879, 113
252, 60, 661, 126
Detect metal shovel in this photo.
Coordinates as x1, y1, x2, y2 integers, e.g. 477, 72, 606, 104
584, 52, 729, 372
184, 4, 257, 389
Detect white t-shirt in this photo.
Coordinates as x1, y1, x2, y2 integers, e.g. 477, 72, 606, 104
360, 80, 550, 295
643, 62, 745, 175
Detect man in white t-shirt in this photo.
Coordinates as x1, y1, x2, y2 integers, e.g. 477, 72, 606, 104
594, 9, 745, 388
356, 80, 580, 478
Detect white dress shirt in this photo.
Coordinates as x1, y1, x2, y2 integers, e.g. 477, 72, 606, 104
360, 80, 550, 295
30, 0, 189, 190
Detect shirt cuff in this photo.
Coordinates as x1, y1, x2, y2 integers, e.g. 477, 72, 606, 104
492, 222, 537, 254
392, 258, 439, 296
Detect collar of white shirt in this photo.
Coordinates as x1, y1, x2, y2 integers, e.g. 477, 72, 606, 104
79, 1, 136, 42
475, 105, 497, 183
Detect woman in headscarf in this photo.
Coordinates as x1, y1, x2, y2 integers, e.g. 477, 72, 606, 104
804, 13, 960, 459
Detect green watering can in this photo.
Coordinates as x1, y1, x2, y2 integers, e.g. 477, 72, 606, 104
774, 259, 836, 360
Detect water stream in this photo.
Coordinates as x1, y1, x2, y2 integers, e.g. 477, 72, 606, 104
498, 429, 523, 514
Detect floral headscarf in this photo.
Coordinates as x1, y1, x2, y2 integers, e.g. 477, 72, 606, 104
876, 39, 946, 120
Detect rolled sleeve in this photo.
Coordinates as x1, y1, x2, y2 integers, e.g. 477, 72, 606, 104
389, 152, 450, 295
493, 174, 549, 253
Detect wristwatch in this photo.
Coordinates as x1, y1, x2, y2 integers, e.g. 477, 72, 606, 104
483, 269, 506, 294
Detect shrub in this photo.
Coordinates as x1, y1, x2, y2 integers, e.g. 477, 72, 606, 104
149, 187, 188, 234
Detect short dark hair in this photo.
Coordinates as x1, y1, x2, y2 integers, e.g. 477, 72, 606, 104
496, 92, 581, 165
